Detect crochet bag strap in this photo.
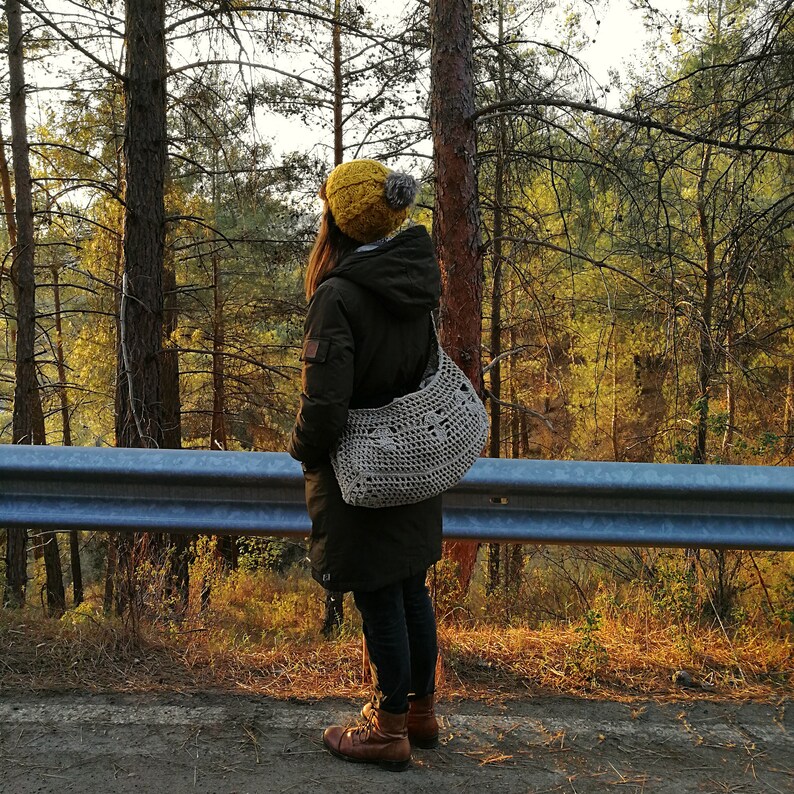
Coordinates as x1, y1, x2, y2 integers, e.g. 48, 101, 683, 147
421, 311, 441, 380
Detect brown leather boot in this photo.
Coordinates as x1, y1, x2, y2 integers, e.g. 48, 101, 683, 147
323, 707, 410, 771
361, 694, 439, 749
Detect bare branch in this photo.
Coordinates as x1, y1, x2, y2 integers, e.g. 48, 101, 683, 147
16, 0, 124, 81
473, 97, 794, 157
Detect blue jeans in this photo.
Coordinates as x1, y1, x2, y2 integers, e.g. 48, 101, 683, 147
353, 570, 437, 715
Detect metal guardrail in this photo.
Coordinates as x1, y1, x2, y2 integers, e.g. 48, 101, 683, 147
1, 445, 794, 551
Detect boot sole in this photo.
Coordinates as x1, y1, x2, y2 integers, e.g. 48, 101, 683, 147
411, 735, 439, 750
323, 737, 410, 771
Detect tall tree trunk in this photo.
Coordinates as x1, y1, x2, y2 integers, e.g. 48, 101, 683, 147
7, 0, 37, 427
324, 3, 346, 633
688, 144, 715, 581
722, 228, 737, 460
0, 125, 26, 605
209, 245, 236, 585
115, 0, 168, 617
332, 0, 343, 166
0, 127, 17, 249
693, 145, 715, 465
118, 0, 167, 413
784, 363, 794, 459
430, 0, 484, 595
509, 324, 520, 458
104, 131, 126, 614
486, 1, 508, 595
210, 252, 227, 451
162, 245, 189, 605
116, 0, 167, 449
5, 0, 64, 613
162, 254, 182, 451
52, 265, 83, 606
51, 266, 72, 446
693, 4, 722, 466
610, 322, 620, 462
722, 325, 734, 456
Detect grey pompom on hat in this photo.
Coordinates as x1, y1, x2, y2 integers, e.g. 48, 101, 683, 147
384, 171, 420, 210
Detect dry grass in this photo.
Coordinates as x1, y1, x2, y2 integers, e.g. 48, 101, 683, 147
437, 622, 792, 701
1, 567, 791, 703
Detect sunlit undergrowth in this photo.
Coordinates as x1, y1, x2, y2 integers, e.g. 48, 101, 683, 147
1, 549, 792, 702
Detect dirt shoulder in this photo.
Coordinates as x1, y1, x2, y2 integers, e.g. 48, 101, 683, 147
0, 692, 791, 793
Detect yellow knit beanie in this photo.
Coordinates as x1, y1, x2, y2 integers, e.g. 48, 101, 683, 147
324, 159, 419, 243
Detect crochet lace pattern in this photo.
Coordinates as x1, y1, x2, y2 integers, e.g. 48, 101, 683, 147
331, 328, 489, 508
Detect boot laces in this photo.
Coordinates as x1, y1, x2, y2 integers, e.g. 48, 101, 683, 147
348, 709, 375, 741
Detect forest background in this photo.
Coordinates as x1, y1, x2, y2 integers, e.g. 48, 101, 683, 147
0, 0, 792, 700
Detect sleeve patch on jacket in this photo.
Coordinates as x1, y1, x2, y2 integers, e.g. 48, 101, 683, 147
300, 338, 329, 363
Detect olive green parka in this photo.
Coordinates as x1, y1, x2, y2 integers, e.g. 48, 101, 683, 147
288, 225, 443, 592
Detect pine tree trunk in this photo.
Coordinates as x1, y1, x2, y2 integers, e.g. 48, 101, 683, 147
162, 254, 182, 450
430, 0, 484, 597
5, 0, 64, 612
332, 0, 343, 167
688, 145, 715, 579
211, 253, 227, 451
51, 266, 72, 447
52, 265, 83, 606
104, 139, 126, 615
693, 152, 715, 464
509, 324, 520, 458
116, 0, 167, 450
115, 0, 168, 617
162, 246, 189, 605
0, 125, 25, 608
784, 363, 794, 459
0, 127, 17, 248
610, 323, 620, 462
486, 2, 509, 595
325, 3, 345, 632
722, 326, 734, 455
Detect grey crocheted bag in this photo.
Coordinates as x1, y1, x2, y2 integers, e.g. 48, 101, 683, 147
330, 318, 489, 508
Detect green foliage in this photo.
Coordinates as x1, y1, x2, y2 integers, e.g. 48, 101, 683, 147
649, 558, 698, 623
775, 573, 794, 624
566, 609, 609, 680
236, 537, 306, 573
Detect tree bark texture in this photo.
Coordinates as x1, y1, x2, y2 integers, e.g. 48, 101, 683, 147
329, 4, 346, 630
5, 0, 62, 609
116, 0, 167, 449
210, 253, 227, 451
162, 250, 189, 605
430, 0, 484, 595
785, 363, 794, 459
486, 7, 507, 593
694, 145, 715, 465
610, 324, 620, 462
161, 254, 182, 450
0, 122, 24, 608
0, 127, 17, 249
53, 265, 84, 605
7, 0, 42, 448
52, 267, 72, 447
114, 0, 167, 618
332, 0, 343, 166
430, 0, 483, 387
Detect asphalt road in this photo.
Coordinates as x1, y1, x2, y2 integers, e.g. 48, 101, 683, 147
0, 693, 791, 793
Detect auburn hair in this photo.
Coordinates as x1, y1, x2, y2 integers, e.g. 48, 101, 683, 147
305, 189, 359, 300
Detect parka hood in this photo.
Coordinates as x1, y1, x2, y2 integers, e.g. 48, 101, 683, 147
327, 225, 441, 317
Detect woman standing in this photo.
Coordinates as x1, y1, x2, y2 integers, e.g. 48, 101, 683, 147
288, 159, 442, 770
